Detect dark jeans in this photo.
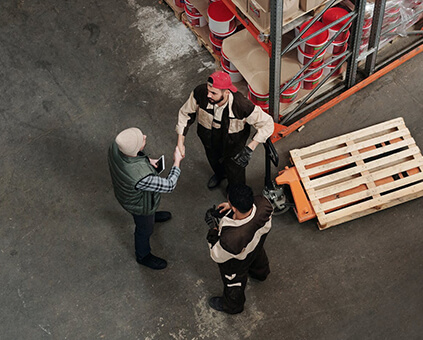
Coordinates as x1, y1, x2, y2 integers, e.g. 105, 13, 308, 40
132, 214, 155, 260
204, 146, 246, 188
218, 234, 270, 314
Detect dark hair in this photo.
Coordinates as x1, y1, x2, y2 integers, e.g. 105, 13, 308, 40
228, 184, 254, 213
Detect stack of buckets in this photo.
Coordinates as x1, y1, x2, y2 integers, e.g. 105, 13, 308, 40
322, 7, 351, 77
207, 1, 241, 82
248, 85, 270, 113
297, 19, 328, 90
184, 0, 207, 28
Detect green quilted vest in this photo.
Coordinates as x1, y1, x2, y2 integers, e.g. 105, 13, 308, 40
108, 141, 161, 215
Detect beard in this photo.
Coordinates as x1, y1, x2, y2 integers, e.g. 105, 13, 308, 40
208, 94, 225, 105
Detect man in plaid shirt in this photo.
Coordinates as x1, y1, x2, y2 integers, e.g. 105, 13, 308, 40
108, 127, 184, 270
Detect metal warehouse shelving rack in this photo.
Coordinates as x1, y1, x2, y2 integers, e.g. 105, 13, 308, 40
220, 0, 423, 140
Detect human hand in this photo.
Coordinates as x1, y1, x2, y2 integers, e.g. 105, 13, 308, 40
177, 135, 186, 157
217, 202, 230, 213
149, 159, 158, 167
232, 146, 253, 168
173, 146, 183, 167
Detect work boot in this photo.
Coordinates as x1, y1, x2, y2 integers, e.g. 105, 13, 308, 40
155, 211, 171, 222
248, 270, 267, 281
208, 296, 244, 314
137, 253, 167, 270
207, 174, 224, 189
208, 296, 225, 312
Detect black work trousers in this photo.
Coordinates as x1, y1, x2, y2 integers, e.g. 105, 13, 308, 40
204, 146, 245, 188
217, 234, 270, 314
132, 214, 155, 260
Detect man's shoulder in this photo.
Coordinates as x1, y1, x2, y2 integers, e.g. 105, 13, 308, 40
231, 91, 255, 118
193, 83, 207, 96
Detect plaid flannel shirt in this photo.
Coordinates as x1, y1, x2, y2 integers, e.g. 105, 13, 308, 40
135, 166, 181, 193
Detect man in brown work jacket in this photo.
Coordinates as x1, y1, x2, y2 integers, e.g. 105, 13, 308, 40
205, 183, 273, 314
176, 71, 274, 190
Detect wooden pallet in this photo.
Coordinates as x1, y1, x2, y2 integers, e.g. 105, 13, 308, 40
181, 13, 221, 63
161, 0, 185, 20
290, 117, 423, 230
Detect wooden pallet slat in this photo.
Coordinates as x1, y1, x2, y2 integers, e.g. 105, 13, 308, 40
319, 171, 423, 212
305, 145, 421, 190
291, 117, 406, 157
290, 117, 423, 229
301, 133, 415, 176
320, 181, 423, 229
293, 124, 411, 166
314, 158, 423, 200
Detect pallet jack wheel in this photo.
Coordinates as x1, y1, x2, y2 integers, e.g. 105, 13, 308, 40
263, 184, 292, 215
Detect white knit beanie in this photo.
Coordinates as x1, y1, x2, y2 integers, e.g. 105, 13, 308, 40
115, 127, 144, 157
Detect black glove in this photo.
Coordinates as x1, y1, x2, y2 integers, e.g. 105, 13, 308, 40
232, 146, 253, 168
205, 206, 219, 230
206, 228, 219, 245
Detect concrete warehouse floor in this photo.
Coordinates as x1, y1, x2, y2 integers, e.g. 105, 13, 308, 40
1, 0, 423, 339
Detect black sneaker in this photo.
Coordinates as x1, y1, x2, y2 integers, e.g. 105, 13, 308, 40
207, 175, 224, 189
137, 253, 167, 270
155, 211, 171, 223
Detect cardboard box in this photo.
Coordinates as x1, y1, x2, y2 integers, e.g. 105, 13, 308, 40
248, 0, 270, 30
233, 0, 249, 13
247, 0, 299, 31
300, 0, 327, 12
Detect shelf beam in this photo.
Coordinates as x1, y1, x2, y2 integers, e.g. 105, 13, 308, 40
221, 0, 272, 55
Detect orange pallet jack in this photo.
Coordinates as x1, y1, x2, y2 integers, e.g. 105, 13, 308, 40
264, 118, 423, 229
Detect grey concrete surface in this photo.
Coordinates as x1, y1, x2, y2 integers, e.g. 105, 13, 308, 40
1, 0, 422, 339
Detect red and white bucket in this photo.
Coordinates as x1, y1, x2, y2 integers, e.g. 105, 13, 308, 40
299, 20, 329, 55
327, 30, 349, 54
184, 0, 199, 14
322, 7, 352, 43
221, 63, 243, 83
221, 51, 238, 71
186, 10, 207, 27
209, 33, 222, 55
362, 21, 372, 38
297, 47, 326, 67
209, 24, 237, 43
301, 68, 323, 90
208, 1, 236, 34
323, 63, 344, 77
248, 85, 269, 106
331, 42, 348, 60
280, 81, 301, 103
325, 53, 347, 76
174, 0, 184, 9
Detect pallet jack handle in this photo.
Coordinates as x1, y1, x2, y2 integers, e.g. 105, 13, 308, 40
264, 138, 279, 189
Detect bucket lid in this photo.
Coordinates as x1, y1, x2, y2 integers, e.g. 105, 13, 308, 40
208, 1, 235, 22
332, 30, 350, 45
210, 24, 237, 37
298, 46, 326, 58
221, 61, 239, 74
248, 84, 268, 98
300, 20, 329, 45
185, 7, 203, 18
332, 41, 348, 55
304, 68, 323, 81
322, 7, 351, 31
